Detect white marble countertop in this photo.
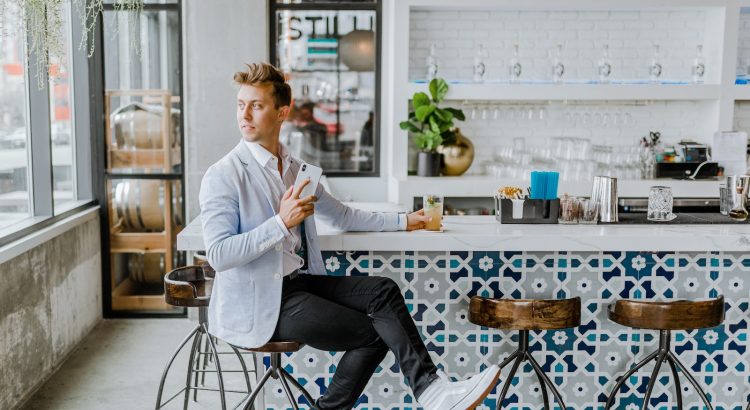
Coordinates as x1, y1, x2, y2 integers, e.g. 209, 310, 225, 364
178, 214, 750, 252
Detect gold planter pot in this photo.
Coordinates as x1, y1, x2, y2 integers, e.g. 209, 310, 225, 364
438, 129, 474, 176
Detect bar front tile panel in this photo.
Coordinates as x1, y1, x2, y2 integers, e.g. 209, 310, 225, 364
262, 250, 749, 409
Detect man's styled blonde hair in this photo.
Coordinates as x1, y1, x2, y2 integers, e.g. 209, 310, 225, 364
233, 62, 292, 108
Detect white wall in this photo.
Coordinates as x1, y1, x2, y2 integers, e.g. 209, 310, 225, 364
183, 0, 269, 221
183, 0, 391, 221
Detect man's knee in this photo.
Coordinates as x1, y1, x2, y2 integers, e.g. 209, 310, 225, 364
374, 276, 401, 296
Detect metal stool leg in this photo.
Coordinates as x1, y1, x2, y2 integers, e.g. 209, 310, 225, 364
278, 369, 299, 410
230, 346, 253, 399
183, 330, 202, 410
497, 352, 523, 408
155, 325, 201, 409
498, 350, 521, 369
640, 352, 666, 410
280, 368, 315, 405
526, 352, 567, 410
527, 352, 550, 410
604, 350, 659, 409
240, 367, 274, 410
192, 331, 208, 402
667, 351, 714, 410
202, 323, 227, 410
666, 356, 682, 409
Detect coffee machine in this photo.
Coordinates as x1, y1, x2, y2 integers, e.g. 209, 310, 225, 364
656, 140, 719, 179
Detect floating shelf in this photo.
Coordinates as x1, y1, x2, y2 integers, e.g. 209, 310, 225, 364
406, 82, 723, 101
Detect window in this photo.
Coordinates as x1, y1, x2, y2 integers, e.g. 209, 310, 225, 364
0, 2, 31, 230
271, 0, 380, 176
0, 0, 94, 245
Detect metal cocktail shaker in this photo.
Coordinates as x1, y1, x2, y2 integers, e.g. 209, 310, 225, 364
591, 176, 618, 223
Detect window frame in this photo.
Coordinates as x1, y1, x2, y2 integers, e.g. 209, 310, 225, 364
0, 2, 96, 248
269, 0, 382, 177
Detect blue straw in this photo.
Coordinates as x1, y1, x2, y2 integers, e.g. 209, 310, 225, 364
530, 171, 541, 199
547, 172, 559, 199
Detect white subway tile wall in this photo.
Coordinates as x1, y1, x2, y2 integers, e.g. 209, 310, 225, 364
733, 101, 750, 131
737, 9, 750, 73
409, 10, 707, 82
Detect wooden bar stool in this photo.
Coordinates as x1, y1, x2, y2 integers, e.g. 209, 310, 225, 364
234, 341, 315, 410
154, 264, 252, 409
470, 296, 581, 410
605, 296, 725, 410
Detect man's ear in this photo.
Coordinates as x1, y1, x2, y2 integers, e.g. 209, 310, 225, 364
278, 106, 290, 122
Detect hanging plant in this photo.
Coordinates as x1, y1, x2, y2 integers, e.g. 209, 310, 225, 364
0, 0, 144, 89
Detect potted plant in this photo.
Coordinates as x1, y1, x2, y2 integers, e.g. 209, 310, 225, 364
399, 78, 466, 177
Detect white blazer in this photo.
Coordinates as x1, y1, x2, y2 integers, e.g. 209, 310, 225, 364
199, 141, 400, 348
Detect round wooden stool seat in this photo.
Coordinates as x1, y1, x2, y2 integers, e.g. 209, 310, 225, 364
608, 296, 724, 330
469, 296, 581, 330
244, 341, 303, 353
164, 265, 213, 308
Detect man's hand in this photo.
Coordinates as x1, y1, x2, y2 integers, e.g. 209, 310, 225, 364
279, 179, 317, 229
406, 208, 433, 231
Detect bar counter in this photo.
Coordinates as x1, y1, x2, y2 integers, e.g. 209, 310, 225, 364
178, 215, 750, 408
179, 215, 750, 252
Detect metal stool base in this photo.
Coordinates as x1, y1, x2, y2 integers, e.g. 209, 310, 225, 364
497, 330, 567, 410
239, 351, 315, 410
605, 330, 714, 410
154, 321, 253, 410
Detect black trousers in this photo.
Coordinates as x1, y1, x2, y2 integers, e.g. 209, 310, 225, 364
271, 273, 439, 409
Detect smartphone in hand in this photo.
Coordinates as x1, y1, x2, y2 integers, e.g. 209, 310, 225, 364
294, 162, 323, 199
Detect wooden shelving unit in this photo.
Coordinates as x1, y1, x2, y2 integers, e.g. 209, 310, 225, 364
105, 89, 183, 312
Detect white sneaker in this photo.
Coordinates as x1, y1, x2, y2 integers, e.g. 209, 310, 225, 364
417, 365, 501, 410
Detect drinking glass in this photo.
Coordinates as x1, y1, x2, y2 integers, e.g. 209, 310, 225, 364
559, 196, 580, 224
719, 183, 729, 215
647, 186, 674, 221
423, 195, 444, 231
579, 198, 600, 224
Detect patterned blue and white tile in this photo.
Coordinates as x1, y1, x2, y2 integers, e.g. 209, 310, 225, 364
257, 251, 750, 410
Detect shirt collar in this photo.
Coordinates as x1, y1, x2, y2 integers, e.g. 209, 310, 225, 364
244, 140, 292, 174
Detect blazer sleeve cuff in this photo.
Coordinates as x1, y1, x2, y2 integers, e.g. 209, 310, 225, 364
275, 214, 291, 238
382, 212, 400, 232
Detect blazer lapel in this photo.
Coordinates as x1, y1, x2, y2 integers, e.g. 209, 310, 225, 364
233, 141, 276, 213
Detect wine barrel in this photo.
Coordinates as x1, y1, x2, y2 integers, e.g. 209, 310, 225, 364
128, 253, 165, 284
111, 103, 179, 149
112, 179, 183, 232
113, 180, 165, 231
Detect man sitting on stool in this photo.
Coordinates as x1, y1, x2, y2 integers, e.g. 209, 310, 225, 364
199, 62, 500, 410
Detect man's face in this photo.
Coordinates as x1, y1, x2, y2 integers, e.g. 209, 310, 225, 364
236, 83, 289, 143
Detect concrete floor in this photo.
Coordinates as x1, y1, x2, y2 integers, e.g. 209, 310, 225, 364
23, 319, 259, 410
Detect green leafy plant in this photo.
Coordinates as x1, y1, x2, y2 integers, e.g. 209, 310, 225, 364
0, 0, 144, 89
399, 78, 465, 152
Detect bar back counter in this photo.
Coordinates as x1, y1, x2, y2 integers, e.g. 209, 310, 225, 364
178, 215, 750, 408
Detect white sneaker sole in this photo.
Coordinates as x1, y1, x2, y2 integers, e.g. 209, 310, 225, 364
451, 366, 501, 410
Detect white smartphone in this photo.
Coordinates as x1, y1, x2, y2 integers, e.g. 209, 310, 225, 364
294, 162, 323, 199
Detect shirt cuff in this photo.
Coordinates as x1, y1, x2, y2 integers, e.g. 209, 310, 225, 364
397, 212, 407, 231
275, 214, 291, 237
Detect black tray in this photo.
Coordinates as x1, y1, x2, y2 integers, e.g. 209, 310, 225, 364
615, 213, 750, 225
495, 198, 560, 224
